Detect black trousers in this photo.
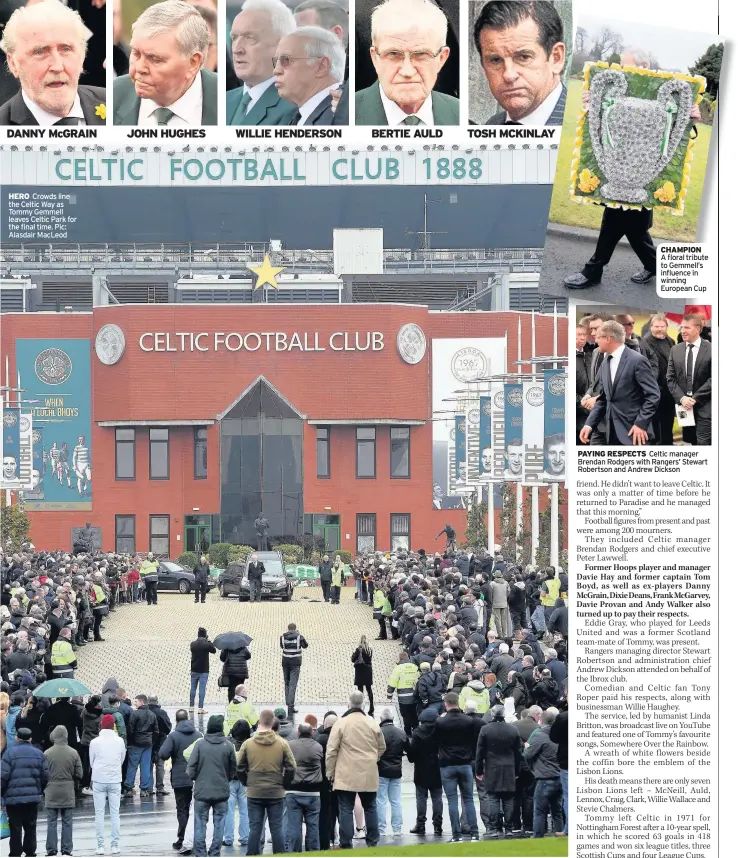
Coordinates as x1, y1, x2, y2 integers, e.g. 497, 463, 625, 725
93, 610, 104, 639
356, 682, 374, 714
318, 787, 339, 850
320, 580, 331, 601
227, 675, 247, 703
513, 770, 535, 831
7, 802, 38, 858
79, 743, 91, 788
330, 585, 341, 604
145, 579, 158, 605
174, 785, 193, 842
582, 206, 656, 281
194, 581, 207, 602
654, 391, 675, 445
376, 616, 387, 639
415, 785, 443, 829
399, 702, 419, 737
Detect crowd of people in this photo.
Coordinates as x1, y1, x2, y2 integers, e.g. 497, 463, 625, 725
1, 543, 568, 856
576, 310, 712, 446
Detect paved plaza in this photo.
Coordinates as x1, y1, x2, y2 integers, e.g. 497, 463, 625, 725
75, 585, 398, 708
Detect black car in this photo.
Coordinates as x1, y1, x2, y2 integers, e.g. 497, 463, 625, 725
219, 553, 294, 602
157, 560, 216, 594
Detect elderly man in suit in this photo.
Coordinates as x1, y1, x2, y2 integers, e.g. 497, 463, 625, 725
666, 313, 712, 446
274, 26, 345, 124
227, 0, 297, 126
580, 320, 661, 447
473, 0, 566, 126
355, 0, 459, 127
113, 0, 217, 125
0, 0, 105, 126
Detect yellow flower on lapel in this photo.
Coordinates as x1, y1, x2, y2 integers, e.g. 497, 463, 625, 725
95, 104, 106, 120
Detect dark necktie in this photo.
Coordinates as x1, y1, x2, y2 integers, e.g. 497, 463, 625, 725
402, 115, 422, 126
607, 353, 614, 383
153, 107, 175, 126
289, 110, 301, 126
54, 117, 82, 126
231, 91, 252, 124
504, 120, 522, 125
686, 344, 694, 394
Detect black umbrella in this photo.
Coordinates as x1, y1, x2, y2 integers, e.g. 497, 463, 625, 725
213, 631, 253, 649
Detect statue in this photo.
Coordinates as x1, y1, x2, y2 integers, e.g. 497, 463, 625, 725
254, 513, 270, 551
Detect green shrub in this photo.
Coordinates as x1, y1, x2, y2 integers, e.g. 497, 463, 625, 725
228, 544, 253, 563
337, 550, 352, 564
176, 551, 198, 569
208, 542, 232, 569
274, 543, 302, 563
309, 550, 322, 566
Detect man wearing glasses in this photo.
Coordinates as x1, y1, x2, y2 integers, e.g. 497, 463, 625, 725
355, 0, 459, 126
274, 26, 345, 124
227, 0, 298, 126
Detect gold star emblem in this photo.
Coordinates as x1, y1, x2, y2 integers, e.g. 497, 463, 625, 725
248, 254, 284, 290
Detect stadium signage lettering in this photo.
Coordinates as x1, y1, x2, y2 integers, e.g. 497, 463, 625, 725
138, 331, 386, 353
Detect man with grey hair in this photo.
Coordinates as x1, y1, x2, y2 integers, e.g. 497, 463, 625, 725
641, 313, 677, 445
274, 26, 344, 124
581, 319, 660, 446
355, 0, 459, 126
227, 0, 297, 125
0, 0, 106, 126
523, 708, 564, 838
113, 0, 217, 125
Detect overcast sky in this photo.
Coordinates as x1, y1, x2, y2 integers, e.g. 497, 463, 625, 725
575, 0, 719, 72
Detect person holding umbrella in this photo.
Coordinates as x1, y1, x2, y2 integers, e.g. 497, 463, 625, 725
215, 632, 253, 704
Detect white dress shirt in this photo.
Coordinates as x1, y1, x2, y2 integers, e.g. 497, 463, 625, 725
243, 77, 276, 114
608, 343, 626, 384
684, 337, 701, 391
296, 86, 335, 125
138, 72, 203, 127
507, 81, 563, 125
379, 84, 435, 127
23, 91, 86, 126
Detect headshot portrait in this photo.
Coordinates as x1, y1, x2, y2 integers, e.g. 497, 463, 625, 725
543, 432, 565, 479
355, 0, 460, 126
113, 0, 218, 126
469, 0, 571, 126
0, 0, 106, 126
504, 436, 523, 479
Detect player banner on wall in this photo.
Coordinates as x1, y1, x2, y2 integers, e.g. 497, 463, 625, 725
454, 415, 467, 482
522, 380, 545, 484
571, 62, 706, 215
503, 383, 524, 482
15, 340, 93, 510
465, 402, 480, 486
544, 369, 566, 483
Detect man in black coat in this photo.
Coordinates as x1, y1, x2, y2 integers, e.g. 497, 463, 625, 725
407, 708, 443, 836
476, 706, 522, 837
377, 711, 409, 836
247, 554, 265, 602
158, 709, 203, 851
190, 627, 217, 712
39, 696, 81, 751
666, 313, 712, 446
124, 694, 159, 797
576, 322, 592, 443
434, 692, 479, 842
149, 696, 173, 795
193, 556, 210, 604
318, 555, 332, 603
641, 313, 677, 445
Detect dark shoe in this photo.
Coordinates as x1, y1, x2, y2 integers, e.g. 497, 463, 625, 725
222, 841, 233, 847
470, 835, 480, 842
409, 825, 426, 835
564, 272, 600, 289
94, 637, 105, 642
140, 789, 152, 798
447, 836, 462, 843
47, 852, 58, 856
156, 788, 171, 796
434, 828, 443, 837
62, 852, 73, 856
179, 850, 193, 856
172, 841, 183, 851
630, 268, 656, 284
483, 830, 499, 839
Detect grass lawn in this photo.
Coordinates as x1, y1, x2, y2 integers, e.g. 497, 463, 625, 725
305, 839, 568, 857
548, 78, 712, 242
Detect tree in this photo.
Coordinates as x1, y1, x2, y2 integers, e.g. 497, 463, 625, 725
1, 495, 31, 554
607, 52, 621, 66
589, 27, 623, 62
462, 499, 488, 552
648, 53, 661, 71
575, 27, 588, 53
689, 43, 723, 96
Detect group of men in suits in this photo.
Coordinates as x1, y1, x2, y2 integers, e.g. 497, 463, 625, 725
577, 312, 712, 447
226, 0, 347, 127
0, 0, 106, 126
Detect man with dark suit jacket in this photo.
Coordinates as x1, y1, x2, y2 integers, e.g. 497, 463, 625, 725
227, 0, 297, 126
579, 313, 614, 445
247, 553, 266, 603
355, 0, 460, 126
0, 0, 105, 126
473, 1, 566, 126
275, 26, 345, 125
641, 313, 677, 445
580, 320, 661, 446
113, 0, 217, 126
575, 323, 591, 444
666, 313, 712, 446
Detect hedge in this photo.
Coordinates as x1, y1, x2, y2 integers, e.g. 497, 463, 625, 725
176, 551, 198, 569
228, 545, 254, 563
208, 543, 232, 569
273, 543, 302, 563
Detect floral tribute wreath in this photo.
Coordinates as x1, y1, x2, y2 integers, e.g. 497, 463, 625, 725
569, 62, 707, 216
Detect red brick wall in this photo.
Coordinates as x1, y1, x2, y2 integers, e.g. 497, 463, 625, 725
2, 308, 567, 553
